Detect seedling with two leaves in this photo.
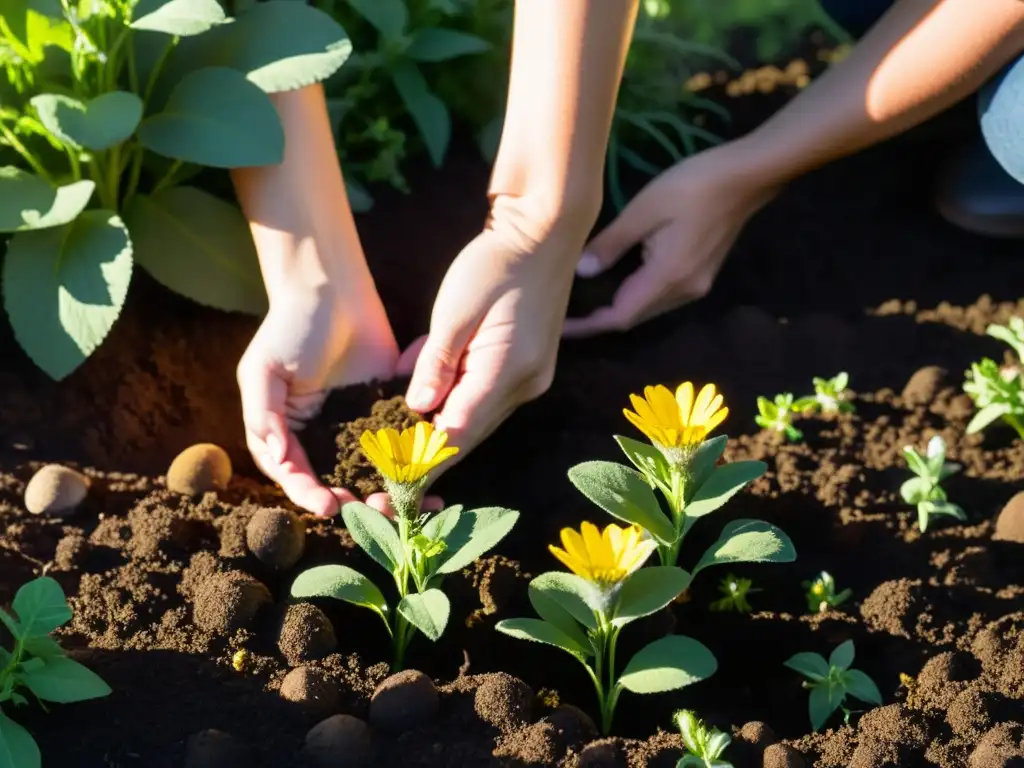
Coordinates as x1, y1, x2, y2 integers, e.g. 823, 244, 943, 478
784, 640, 882, 731
802, 570, 851, 614
675, 709, 734, 768
793, 372, 855, 415
901, 435, 966, 533
709, 573, 759, 614
755, 393, 803, 442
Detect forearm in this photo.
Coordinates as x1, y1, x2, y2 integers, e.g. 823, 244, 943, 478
231, 85, 375, 304
489, 0, 639, 226
729, 0, 1024, 187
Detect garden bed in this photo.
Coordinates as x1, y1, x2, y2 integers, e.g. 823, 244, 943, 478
2, 69, 1024, 767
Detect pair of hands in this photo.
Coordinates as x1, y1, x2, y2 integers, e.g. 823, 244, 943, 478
238, 146, 774, 517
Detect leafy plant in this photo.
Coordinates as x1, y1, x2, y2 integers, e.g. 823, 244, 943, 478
793, 372, 854, 415
900, 435, 966, 533
568, 381, 795, 571
709, 573, 758, 613
963, 318, 1024, 440
783, 640, 882, 731
675, 709, 734, 768
496, 521, 713, 735
755, 393, 802, 441
802, 570, 850, 614
1, 0, 352, 379
291, 422, 518, 670
1, 577, 111, 768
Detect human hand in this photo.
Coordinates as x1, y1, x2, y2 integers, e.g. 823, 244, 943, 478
237, 283, 400, 517
562, 145, 781, 337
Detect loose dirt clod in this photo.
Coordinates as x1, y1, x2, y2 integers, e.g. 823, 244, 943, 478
280, 666, 341, 717
970, 723, 1024, 767
902, 365, 949, 406
577, 738, 628, 767
994, 492, 1024, 544
330, 396, 420, 496
192, 571, 271, 635
166, 443, 232, 496
763, 743, 806, 768
23, 464, 88, 517
301, 714, 374, 768
183, 729, 248, 768
246, 507, 305, 570
544, 704, 598, 752
369, 669, 439, 732
472, 672, 533, 732
277, 603, 337, 666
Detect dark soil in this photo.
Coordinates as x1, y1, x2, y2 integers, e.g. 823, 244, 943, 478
2, 42, 1024, 768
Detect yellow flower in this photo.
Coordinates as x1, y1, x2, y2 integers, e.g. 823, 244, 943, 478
623, 382, 728, 449
549, 522, 657, 587
359, 422, 459, 485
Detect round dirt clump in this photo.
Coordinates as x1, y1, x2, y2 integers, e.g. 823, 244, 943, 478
183, 729, 248, 768
24, 464, 89, 517
731, 721, 778, 764
544, 704, 598, 752
277, 603, 337, 666
970, 723, 1024, 767
301, 714, 373, 768
994, 492, 1024, 544
578, 738, 627, 767
902, 365, 948, 406
192, 571, 271, 635
473, 672, 533, 732
246, 507, 306, 569
948, 688, 994, 736
280, 666, 341, 717
763, 743, 806, 768
166, 443, 232, 496
369, 669, 439, 732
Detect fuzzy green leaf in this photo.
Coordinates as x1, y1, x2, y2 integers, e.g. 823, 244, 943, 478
611, 566, 691, 627
138, 67, 284, 168
692, 519, 796, 576
495, 618, 588, 657
341, 501, 403, 572
2, 211, 132, 380
526, 581, 592, 653
130, 0, 225, 36
0, 168, 94, 233
618, 635, 717, 694
392, 60, 449, 167
0, 712, 40, 768
686, 435, 728, 494
783, 652, 829, 682
290, 565, 388, 617
420, 506, 462, 541
126, 186, 268, 316
396, 589, 449, 642
434, 507, 519, 575
528, 572, 599, 630
405, 28, 490, 62
567, 461, 675, 545
613, 435, 670, 487
683, 460, 766, 530
19, 655, 111, 703
31, 92, 142, 151
829, 640, 854, 671
843, 669, 882, 706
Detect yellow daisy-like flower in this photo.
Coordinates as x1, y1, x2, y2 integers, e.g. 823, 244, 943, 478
359, 422, 459, 485
549, 522, 657, 587
623, 381, 728, 450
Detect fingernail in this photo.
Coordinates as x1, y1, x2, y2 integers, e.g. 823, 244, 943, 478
576, 252, 603, 278
266, 432, 284, 463
407, 386, 437, 412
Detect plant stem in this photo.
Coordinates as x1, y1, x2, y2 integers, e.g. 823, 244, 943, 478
1004, 413, 1024, 440
151, 159, 182, 196
0, 123, 55, 183
142, 36, 177, 107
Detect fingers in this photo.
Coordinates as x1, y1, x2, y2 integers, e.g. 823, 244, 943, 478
246, 426, 344, 518
562, 260, 673, 338
396, 335, 428, 377
432, 364, 518, 466
406, 311, 486, 414
576, 187, 660, 278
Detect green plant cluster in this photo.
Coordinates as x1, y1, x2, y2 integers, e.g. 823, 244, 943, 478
964, 317, 1024, 440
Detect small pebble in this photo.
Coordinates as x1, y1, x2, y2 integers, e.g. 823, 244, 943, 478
24, 464, 89, 517
369, 670, 438, 732
167, 443, 232, 496
246, 507, 305, 570
994, 491, 1024, 544
763, 743, 806, 768
280, 666, 340, 717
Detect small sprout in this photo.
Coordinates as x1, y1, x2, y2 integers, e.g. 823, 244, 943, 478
674, 709, 734, 768
901, 436, 967, 532
231, 649, 249, 672
794, 372, 855, 415
802, 571, 851, 613
986, 316, 1024, 362
963, 359, 1024, 440
755, 393, 803, 441
709, 573, 759, 613
784, 640, 882, 731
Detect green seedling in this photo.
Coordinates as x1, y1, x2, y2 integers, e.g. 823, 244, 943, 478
794, 372, 854, 415
802, 571, 851, 614
901, 436, 966, 533
709, 573, 759, 614
784, 640, 882, 731
755, 393, 803, 441
675, 709, 734, 768
1, 577, 111, 768
964, 318, 1024, 440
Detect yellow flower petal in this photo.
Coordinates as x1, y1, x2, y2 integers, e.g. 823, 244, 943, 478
704, 406, 729, 435
675, 381, 694, 421
549, 544, 580, 576
691, 384, 717, 424
358, 423, 458, 484
560, 527, 589, 564
551, 522, 654, 587
580, 521, 605, 566
647, 385, 679, 427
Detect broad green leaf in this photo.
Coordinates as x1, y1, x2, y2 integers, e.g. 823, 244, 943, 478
900, 477, 929, 504
0, 609, 19, 639
0, 712, 40, 768
692, 519, 796, 576
13, 578, 71, 638
125, 186, 268, 316
30, 92, 142, 151
902, 447, 928, 477
138, 67, 284, 168
347, 0, 406, 38
405, 28, 490, 62
686, 435, 728, 495
396, 589, 449, 642
809, 684, 839, 731
828, 640, 854, 671
22, 635, 64, 659
527, 582, 592, 653
3, 212, 132, 380
783, 652, 828, 682
131, 0, 225, 35
618, 635, 717, 694
921, 501, 966, 521
567, 461, 675, 545
0, 168, 94, 233
843, 669, 882, 706
967, 403, 1011, 434
19, 656, 111, 703
495, 618, 588, 657
529, 572, 599, 630
290, 565, 388, 616
341, 502, 402, 572
683, 460, 766, 527
434, 507, 519, 575
392, 61, 449, 168
611, 566, 691, 627
613, 435, 670, 487
420, 505, 463, 541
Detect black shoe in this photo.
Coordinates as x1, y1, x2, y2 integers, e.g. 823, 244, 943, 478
934, 137, 1024, 239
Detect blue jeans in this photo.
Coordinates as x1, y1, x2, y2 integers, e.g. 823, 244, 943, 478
820, 0, 1024, 184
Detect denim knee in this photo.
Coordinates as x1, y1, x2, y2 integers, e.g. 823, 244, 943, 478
979, 56, 1024, 185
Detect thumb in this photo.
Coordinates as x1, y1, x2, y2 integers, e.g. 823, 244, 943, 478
406, 309, 484, 413
576, 189, 660, 278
